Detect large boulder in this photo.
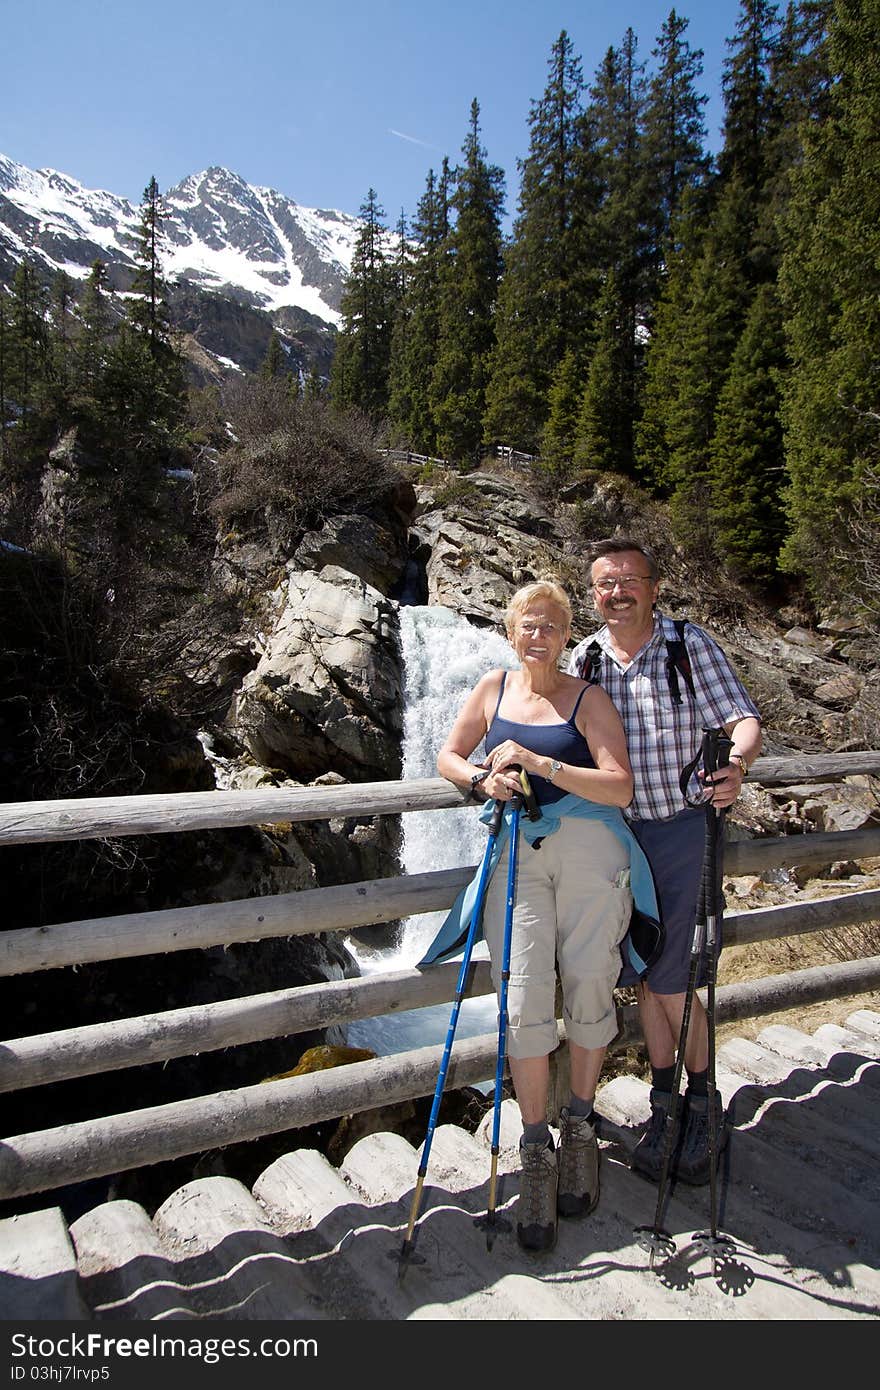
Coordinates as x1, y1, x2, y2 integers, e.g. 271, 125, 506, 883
231, 565, 403, 780
292, 512, 408, 594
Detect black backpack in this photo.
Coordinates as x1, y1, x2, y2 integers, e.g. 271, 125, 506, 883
576, 618, 695, 705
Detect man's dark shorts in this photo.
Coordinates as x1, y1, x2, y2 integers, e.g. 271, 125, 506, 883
622, 807, 725, 994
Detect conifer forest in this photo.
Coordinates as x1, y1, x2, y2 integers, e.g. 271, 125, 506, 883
1, 0, 878, 649
330, 0, 879, 605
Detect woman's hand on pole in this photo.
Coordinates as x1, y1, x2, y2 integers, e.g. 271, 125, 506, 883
484, 740, 543, 800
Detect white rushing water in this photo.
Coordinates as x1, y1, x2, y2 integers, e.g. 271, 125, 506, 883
346, 605, 519, 1056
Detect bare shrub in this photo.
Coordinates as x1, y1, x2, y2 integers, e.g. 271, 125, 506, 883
209, 380, 400, 551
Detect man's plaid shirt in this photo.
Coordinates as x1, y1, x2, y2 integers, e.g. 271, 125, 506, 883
567, 611, 761, 822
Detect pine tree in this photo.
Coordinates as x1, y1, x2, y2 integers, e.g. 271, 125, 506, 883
638, 204, 745, 552
583, 30, 651, 475
124, 177, 186, 443
483, 32, 600, 452
330, 188, 395, 418
430, 100, 505, 462
709, 280, 787, 582
129, 177, 174, 351
539, 349, 585, 481
573, 270, 636, 476
637, 0, 781, 540
715, 0, 782, 285
757, 1, 832, 265
778, 0, 880, 596
75, 259, 112, 406
7, 262, 46, 427
47, 271, 75, 414
261, 329, 286, 380
388, 164, 450, 450
642, 8, 710, 282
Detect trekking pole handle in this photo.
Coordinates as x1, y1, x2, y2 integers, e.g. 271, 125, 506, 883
510, 765, 542, 821
486, 796, 505, 837
702, 728, 735, 807
702, 727, 734, 779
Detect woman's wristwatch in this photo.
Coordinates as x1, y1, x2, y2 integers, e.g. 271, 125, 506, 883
467, 767, 490, 802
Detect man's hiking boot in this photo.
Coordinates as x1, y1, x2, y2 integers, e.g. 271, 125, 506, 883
676, 1090, 727, 1185
630, 1088, 680, 1182
516, 1136, 558, 1252
557, 1107, 600, 1218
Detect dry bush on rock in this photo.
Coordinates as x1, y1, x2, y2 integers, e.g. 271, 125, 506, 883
209, 380, 399, 551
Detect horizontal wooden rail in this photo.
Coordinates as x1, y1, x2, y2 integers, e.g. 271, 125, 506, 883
0, 960, 494, 1092
0, 754, 878, 847
4, 887, 879, 1091
723, 888, 880, 946
0, 866, 471, 977
724, 825, 880, 874
2, 955, 877, 1201
0, 779, 463, 847
2, 825, 879, 979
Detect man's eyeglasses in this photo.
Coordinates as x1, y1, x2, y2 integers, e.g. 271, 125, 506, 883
518, 621, 562, 636
593, 575, 654, 593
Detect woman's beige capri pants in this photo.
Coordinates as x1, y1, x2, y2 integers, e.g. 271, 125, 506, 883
481, 816, 632, 1060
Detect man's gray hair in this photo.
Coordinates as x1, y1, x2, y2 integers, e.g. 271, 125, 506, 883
586, 536, 660, 583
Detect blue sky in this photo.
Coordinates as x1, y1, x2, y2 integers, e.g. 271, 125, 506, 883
3, 0, 745, 227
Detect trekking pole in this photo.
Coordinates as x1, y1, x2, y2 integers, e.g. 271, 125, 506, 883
693, 730, 735, 1274
633, 727, 731, 1268
476, 767, 541, 1249
397, 792, 506, 1280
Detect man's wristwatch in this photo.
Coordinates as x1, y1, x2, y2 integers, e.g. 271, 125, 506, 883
729, 753, 749, 778
547, 758, 563, 783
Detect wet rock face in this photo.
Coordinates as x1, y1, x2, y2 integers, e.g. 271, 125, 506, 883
231, 566, 403, 782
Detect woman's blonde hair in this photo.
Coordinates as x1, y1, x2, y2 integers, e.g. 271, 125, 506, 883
504, 578, 573, 638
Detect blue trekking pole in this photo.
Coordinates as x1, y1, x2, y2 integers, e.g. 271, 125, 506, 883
397, 790, 506, 1279
477, 767, 542, 1250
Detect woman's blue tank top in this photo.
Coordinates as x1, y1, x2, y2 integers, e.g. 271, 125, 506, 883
484, 671, 596, 804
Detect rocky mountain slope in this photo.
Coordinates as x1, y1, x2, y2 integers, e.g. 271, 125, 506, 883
0, 153, 362, 380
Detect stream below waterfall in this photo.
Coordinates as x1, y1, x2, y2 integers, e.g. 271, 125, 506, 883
345, 605, 518, 1060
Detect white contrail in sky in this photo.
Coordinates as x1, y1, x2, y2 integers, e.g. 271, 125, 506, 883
389, 128, 442, 151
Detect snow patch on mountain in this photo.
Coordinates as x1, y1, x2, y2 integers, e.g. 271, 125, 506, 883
0, 153, 359, 326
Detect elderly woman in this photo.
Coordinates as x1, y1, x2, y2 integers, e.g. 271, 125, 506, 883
429, 579, 647, 1253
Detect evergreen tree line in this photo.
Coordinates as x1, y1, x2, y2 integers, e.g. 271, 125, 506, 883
330, 0, 880, 604
0, 177, 188, 566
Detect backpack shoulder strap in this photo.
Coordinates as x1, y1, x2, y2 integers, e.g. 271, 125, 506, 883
575, 639, 603, 685
664, 618, 696, 705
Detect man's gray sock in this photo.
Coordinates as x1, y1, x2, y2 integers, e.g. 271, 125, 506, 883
522, 1120, 551, 1147
568, 1092, 594, 1120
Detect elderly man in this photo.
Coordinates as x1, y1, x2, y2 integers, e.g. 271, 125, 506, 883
568, 536, 762, 1184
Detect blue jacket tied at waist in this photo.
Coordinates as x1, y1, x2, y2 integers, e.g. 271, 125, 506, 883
418, 794, 663, 978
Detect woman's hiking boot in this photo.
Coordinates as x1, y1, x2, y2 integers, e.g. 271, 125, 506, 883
557, 1107, 600, 1217
675, 1090, 727, 1185
630, 1088, 679, 1182
516, 1136, 558, 1252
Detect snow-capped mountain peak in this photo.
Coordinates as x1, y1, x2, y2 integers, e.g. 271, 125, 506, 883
0, 153, 359, 326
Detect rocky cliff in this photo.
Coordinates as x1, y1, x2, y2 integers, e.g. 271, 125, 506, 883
2, 454, 877, 1215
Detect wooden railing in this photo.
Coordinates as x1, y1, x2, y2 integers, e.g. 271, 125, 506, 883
1, 752, 879, 1201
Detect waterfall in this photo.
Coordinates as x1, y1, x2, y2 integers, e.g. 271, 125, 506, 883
346, 604, 519, 1056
